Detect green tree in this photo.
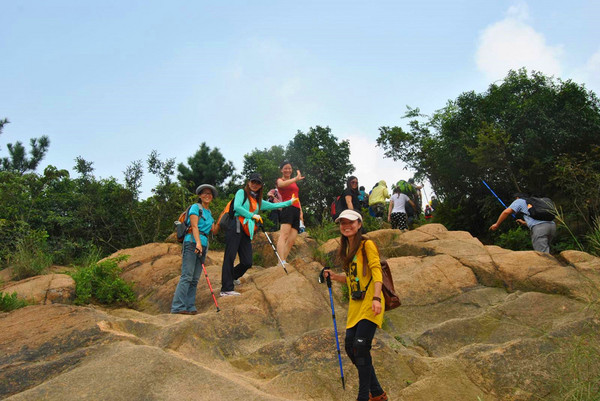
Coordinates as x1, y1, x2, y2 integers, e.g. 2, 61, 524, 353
177, 143, 236, 194
242, 145, 286, 190
286, 126, 354, 224
377, 69, 600, 240
0, 118, 50, 174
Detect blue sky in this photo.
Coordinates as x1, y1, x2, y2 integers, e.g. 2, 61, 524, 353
1, 1, 599, 200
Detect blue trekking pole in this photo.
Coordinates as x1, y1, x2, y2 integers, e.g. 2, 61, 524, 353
319, 267, 345, 390
481, 179, 507, 208
482, 180, 515, 218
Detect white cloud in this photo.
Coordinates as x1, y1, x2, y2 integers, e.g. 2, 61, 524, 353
475, 4, 563, 81
576, 48, 600, 93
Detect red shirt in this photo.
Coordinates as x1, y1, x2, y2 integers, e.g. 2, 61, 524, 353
277, 180, 301, 209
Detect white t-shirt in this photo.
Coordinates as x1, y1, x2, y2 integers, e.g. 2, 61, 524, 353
390, 193, 410, 214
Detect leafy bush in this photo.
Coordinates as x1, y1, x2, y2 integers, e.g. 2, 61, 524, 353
494, 227, 531, 251
0, 291, 28, 312
70, 255, 136, 307
10, 230, 53, 280
307, 219, 339, 244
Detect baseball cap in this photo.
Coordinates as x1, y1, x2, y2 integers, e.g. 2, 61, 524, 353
335, 209, 363, 223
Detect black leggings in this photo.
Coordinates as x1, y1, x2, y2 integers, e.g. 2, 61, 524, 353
345, 319, 384, 401
220, 219, 253, 292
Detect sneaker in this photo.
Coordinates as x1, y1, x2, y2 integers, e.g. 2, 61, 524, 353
220, 291, 241, 297
233, 279, 241, 286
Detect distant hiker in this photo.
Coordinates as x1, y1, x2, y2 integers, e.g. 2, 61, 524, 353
388, 186, 416, 231
424, 204, 433, 220
489, 192, 556, 253
171, 184, 218, 315
408, 178, 423, 210
339, 175, 361, 214
266, 188, 282, 230
368, 180, 390, 218
358, 186, 369, 209
323, 209, 388, 401
430, 195, 439, 210
276, 160, 305, 267
220, 172, 298, 297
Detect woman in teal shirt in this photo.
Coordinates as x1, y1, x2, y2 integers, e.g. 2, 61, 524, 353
220, 172, 297, 296
171, 184, 217, 314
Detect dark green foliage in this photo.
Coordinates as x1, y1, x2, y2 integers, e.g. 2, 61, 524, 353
242, 145, 286, 190
0, 291, 28, 312
177, 143, 237, 195
286, 126, 354, 224
377, 69, 600, 247
70, 255, 136, 306
0, 118, 50, 174
494, 227, 531, 251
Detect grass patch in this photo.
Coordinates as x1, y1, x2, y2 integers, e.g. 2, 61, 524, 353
0, 291, 28, 312
10, 230, 53, 280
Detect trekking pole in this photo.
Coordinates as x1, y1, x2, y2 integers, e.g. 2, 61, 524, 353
258, 223, 288, 274
319, 267, 345, 390
197, 255, 220, 312
481, 179, 508, 208
481, 180, 516, 218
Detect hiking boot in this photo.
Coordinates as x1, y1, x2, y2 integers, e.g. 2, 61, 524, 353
220, 291, 241, 297
233, 279, 241, 286
369, 391, 388, 401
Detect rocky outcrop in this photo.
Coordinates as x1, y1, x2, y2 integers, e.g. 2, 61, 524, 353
1, 224, 599, 401
1, 274, 75, 305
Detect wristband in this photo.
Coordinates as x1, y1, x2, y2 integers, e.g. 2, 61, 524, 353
372, 296, 381, 302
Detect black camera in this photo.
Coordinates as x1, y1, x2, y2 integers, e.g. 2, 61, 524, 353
351, 290, 365, 301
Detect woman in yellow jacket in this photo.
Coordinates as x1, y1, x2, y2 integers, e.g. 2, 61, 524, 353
324, 209, 388, 401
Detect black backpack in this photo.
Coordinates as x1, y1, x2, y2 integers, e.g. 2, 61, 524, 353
525, 197, 556, 221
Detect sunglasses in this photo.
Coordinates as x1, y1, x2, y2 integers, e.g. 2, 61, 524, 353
250, 180, 263, 185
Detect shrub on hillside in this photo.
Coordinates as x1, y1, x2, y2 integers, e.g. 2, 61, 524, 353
70, 255, 136, 307
0, 291, 28, 312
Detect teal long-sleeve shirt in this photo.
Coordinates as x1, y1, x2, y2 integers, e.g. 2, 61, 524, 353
233, 189, 293, 239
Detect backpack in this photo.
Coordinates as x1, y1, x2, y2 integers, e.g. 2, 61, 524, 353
525, 197, 556, 221
395, 180, 414, 195
331, 195, 342, 219
361, 240, 401, 310
174, 203, 201, 243
216, 191, 249, 232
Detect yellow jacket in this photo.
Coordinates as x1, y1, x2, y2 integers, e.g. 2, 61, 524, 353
345, 240, 385, 328
369, 180, 390, 205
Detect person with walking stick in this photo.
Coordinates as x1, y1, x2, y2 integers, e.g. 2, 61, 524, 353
323, 209, 388, 401
219, 172, 298, 297
171, 184, 218, 315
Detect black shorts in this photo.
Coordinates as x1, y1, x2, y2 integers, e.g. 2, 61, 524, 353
279, 206, 301, 231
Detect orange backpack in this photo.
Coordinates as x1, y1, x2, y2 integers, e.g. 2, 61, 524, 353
216, 191, 258, 236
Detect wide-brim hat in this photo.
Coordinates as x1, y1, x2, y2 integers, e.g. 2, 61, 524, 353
335, 209, 363, 223
196, 184, 218, 198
